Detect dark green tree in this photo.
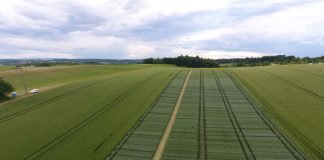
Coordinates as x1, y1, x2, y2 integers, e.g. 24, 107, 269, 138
0, 78, 15, 99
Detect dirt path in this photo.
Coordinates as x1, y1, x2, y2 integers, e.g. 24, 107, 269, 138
152, 70, 192, 160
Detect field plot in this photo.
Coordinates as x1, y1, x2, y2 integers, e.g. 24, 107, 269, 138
0, 66, 178, 160
107, 71, 188, 159
0, 65, 316, 159
203, 70, 246, 159
160, 70, 305, 159
230, 64, 324, 159
0, 64, 155, 94
162, 70, 201, 159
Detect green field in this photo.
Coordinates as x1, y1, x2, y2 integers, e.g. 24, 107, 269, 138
0, 65, 180, 159
0, 65, 157, 95
229, 64, 324, 159
0, 65, 15, 71
0, 64, 323, 159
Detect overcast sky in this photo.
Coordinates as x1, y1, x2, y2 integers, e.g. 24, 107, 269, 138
0, 0, 323, 59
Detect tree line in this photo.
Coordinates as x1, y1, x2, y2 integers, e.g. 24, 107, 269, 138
143, 55, 324, 67
143, 55, 219, 68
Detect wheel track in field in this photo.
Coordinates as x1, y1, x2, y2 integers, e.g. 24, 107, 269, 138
212, 71, 255, 160
0, 80, 103, 123
106, 71, 180, 159
258, 70, 324, 103
285, 67, 324, 79
225, 71, 306, 160
152, 70, 192, 160
197, 71, 202, 159
94, 71, 176, 153
0, 68, 153, 123
24, 70, 169, 160
227, 71, 324, 158
200, 70, 207, 159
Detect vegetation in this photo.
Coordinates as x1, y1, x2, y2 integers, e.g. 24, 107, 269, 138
0, 78, 14, 100
108, 71, 187, 159
0, 64, 153, 94
0, 64, 323, 159
143, 55, 219, 68
0, 65, 179, 159
143, 55, 324, 67
161, 70, 303, 159
109, 70, 306, 159
217, 55, 324, 67
0, 59, 141, 66
230, 64, 324, 159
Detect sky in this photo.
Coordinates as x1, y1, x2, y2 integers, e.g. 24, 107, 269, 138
0, 0, 323, 59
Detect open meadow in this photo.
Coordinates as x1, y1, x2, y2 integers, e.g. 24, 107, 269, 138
0, 64, 323, 159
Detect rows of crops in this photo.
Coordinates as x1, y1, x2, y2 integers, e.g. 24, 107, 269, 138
0, 64, 154, 94
0, 67, 178, 160
1, 64, 316, 159
162, 70, 201, 159
230, 64, 324, 159
107, 71, 188, 159
159, 70, 305, 159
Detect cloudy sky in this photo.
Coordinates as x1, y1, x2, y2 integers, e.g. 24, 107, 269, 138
0, 0, 323, 59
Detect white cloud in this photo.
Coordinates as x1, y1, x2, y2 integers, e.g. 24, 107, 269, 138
0, 0, 323, 59
183, 1, 324, 42
0, 51, 76, 59
171, 47, 270, 59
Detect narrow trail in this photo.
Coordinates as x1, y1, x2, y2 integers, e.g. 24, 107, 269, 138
152, 70, 192, 160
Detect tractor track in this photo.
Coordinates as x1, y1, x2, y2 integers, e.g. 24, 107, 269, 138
0, 80, 103, 123
225, 71, 306, 160
105, 71, 180, 159
212, 71, 255, 160
24, 71, 167, 160
0, 69, 154, 123
285, 68, 324, 79
228, 70, 324, 159
200, 70, 207, 160
258, 70, 324, 102
197, 71, 202, 159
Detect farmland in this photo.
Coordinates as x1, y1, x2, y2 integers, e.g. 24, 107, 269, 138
0, 64, 323, 159
0, 65, 154, 95
0, 65, 179, 159
230, 64, 324, 159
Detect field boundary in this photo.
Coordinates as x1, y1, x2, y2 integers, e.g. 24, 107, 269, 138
152, 70, 192, 160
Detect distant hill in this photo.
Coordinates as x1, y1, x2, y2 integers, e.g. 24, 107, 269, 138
0, 59, 142, 66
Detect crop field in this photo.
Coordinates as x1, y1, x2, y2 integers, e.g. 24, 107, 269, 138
230, 64, 324, 159
0, 64, 157, 94
106, 69, 307, 159
0, 65, 179, 159
160, 70, 305, 159
107, 71, 188, 159
0, 64, 323, 159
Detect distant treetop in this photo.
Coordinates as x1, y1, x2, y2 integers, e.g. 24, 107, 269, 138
143, 55, 324, 67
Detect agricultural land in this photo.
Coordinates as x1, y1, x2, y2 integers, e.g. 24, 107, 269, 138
0, 64, 323, 159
